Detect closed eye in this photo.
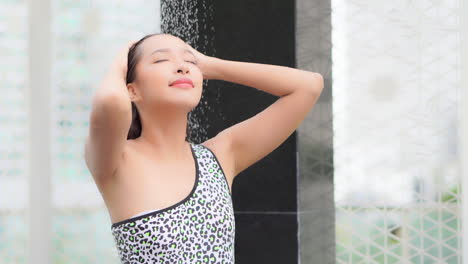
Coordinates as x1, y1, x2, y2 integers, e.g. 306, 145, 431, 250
154, 60, 197, 65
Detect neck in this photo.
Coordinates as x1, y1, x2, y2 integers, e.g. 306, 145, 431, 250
136, 105, 191, 161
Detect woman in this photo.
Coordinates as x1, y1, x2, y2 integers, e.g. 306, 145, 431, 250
84, 33, 324, 263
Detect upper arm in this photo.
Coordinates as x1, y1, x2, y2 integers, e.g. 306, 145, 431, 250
84, 90, 132, 184
221, 73, 324, 177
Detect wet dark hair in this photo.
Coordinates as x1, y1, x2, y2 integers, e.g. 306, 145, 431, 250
126, 33, 164, 139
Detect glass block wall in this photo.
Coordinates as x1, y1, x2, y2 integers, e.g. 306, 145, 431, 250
50, 0, 159, 263
0, 0, 28, 263
332, 0, 462, 263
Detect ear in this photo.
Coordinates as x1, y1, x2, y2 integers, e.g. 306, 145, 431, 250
127, 83, 142, 102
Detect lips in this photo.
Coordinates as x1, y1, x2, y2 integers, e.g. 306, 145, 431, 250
170, 77, 194, 88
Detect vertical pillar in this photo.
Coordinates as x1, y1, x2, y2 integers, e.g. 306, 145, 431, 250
296, 0, 335, 263
28, 0, 52, 263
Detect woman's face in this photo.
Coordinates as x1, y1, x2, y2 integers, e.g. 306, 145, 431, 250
128, 34, 203, 113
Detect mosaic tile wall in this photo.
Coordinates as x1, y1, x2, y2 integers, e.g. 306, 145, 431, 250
0, 0, 28, 263
331, 0, 462, 263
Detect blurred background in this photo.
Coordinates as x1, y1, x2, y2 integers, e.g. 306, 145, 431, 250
0, 0, 465, 263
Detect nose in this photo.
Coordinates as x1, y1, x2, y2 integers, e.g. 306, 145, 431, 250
176, 60, 190, 74
177, 68, 188, 74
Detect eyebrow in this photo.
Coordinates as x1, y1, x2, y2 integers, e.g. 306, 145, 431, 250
150, 48, 195, 57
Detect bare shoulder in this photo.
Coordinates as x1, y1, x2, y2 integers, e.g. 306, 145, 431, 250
201, 133, 236, 185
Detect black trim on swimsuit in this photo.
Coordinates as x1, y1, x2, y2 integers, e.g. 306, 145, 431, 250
110, 143, 199, 229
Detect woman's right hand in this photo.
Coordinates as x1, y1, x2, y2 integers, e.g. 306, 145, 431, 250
109, 40, 137, 79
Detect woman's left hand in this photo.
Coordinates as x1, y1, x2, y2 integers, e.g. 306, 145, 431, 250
186, 43, 220, 80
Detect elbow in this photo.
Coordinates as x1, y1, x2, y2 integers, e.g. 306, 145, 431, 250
301, 72, 324, 97
312, 73, 324, 92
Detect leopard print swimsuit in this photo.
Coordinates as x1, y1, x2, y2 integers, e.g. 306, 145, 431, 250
110, 142, 235, 264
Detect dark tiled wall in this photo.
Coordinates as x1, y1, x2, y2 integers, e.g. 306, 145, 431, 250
210, 1, 298, 262
163, 0, 299, 263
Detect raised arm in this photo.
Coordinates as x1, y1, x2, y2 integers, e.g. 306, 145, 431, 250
84, 42, 134, 184
205, 57, 324, 178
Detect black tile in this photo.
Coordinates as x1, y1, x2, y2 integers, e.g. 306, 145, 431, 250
188, 0, 298, 212
234, 213, 298, 263
232, 136, 297, 212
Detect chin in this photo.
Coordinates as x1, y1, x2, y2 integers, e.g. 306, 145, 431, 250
173, 98, 201, 112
